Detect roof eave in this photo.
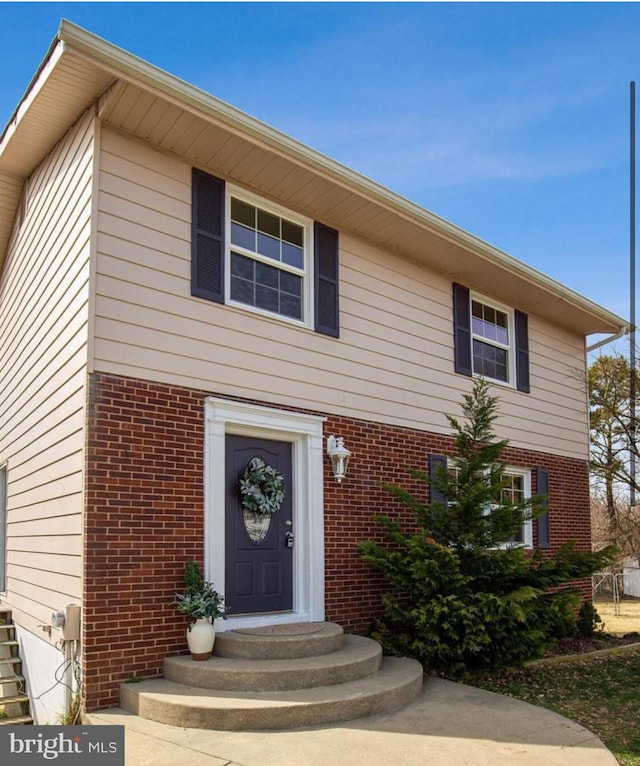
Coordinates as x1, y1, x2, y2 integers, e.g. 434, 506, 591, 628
0, 20, 628, 338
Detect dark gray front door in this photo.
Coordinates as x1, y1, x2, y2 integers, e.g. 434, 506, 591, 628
225, 435, 293, 615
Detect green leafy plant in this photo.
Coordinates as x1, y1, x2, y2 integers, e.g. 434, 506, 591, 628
575, 600, 604, 637
173, 559, 226, 627
359, 378, 616, 676
185, 558, 204, 595
239, 457, 285, 515
57, 693, 81, 725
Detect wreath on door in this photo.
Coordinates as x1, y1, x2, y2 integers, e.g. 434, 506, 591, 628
239, 457, 285, 515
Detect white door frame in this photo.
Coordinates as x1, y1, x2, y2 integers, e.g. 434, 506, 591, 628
205, 397, 326, 632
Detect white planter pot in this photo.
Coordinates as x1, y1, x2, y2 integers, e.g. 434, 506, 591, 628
186, 618, 216, 660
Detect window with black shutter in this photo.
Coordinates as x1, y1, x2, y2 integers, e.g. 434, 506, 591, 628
314, 222, 339, 337
452, 282, 530, 391
191, 169, 339, 336
191, 169, 225, 303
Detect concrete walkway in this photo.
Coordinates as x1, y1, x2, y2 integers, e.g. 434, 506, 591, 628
88, 677, 618, 766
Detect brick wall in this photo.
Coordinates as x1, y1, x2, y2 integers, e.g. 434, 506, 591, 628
83, 374, 207, 710
83, 372, 592, 710
323, 415, 593, 632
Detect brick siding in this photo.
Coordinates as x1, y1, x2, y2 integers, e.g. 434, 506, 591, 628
83, 372, 592, 710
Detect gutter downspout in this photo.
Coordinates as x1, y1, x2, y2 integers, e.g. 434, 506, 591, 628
585, 326, 629, 353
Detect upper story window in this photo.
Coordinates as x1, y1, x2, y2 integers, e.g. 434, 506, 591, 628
191, 168, 339, 337
453, 283, 530, 393
228, 193, 310, 323
471, 297, 513, 384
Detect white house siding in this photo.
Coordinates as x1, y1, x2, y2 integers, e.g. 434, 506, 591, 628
0, 109, 94, 718
94, 127, 589, 461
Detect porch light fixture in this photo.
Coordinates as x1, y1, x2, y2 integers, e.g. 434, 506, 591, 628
327, 435, 352, 483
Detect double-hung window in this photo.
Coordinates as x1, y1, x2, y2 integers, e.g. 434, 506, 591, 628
432, 457, 532, 548
430, 454, 547, 550
191, 168, 340, 337
228, 192, 310, 323
453, 283, 530, 392
495, 467, 532, 548
471, 298, 513, 384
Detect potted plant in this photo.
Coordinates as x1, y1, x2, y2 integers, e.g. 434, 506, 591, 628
173, 560, 225, 660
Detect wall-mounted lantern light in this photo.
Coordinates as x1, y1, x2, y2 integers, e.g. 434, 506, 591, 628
327, 435, 352, 483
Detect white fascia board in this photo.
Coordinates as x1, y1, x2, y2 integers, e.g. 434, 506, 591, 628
0, 41, 65, 163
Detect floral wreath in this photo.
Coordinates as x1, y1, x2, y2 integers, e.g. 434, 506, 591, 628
239, 457, 285, 515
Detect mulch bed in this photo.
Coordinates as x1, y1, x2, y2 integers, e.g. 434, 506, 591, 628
543, 632, 640, 658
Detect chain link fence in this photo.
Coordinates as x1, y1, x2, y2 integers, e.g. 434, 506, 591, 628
593, 572, 624, 615
593, 568, 640, 618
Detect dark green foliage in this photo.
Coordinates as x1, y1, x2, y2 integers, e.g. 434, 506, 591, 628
575, 600, 604, 637
359, 379, 616, 676
185, 559, 204, 596
173, 559, 226, 623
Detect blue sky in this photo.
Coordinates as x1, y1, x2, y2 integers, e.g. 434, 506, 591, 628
1, 2, 637, 324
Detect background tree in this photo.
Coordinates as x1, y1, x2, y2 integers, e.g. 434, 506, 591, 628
589, 354, 640, 516
360, 379, 615, 676
588, 352, 640, 566
591, 492, 640, 569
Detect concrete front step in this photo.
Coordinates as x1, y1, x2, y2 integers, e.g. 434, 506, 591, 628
214, 621, 344, 660
121, 656, 423, 731
165, 634, 382, 691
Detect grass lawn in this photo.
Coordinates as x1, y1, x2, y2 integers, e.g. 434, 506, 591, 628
469, 651, 640, 766
596, 598, 640, 635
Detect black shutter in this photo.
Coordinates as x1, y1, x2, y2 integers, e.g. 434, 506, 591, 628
515, 309, 530, 393
429, 454, 448, 507
453, 283, 472, 376
191, 168, 225, 303
535, 467, 551, 549
314, 222, 339, 337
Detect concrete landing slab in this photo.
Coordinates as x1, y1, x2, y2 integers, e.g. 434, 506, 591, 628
89, 677, 618, 766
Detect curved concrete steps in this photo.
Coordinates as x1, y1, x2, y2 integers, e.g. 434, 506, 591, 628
213, 621, 344, 659
164, 634, 382, 691
120, 622, 424, 731
121, 656, 423, 731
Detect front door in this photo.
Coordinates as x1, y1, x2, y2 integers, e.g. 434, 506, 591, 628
225, 435, 293, 615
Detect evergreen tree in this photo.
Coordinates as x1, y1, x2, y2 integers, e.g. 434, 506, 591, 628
359, 379, 616, 676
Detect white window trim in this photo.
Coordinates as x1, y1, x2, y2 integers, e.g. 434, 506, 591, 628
225, 184, 315, 329
448, 461, 532, 549
204, 398, 326, 632
470, 291, 516, 388
492, 466, 533, 550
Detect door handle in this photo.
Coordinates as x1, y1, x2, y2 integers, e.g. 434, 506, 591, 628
285, 531, 294, 548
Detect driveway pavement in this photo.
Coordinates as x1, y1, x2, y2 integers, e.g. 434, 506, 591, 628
88, 677, 618, 766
